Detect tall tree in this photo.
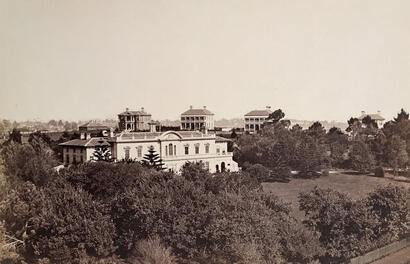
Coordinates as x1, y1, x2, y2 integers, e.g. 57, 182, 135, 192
393, 108, 409, 123
142, 146, 164, 170
268, 109, 285, 123
92, 143, 112, 162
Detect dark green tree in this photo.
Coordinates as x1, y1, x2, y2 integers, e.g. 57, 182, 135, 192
92, 142, 112, 162
142, 145, 164, 170
393, 108, 409, 123
268, 109, 285, 123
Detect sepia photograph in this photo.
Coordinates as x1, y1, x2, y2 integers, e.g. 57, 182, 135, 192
0, 0, 409, 263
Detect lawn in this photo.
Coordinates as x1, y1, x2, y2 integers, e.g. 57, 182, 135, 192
262, 171, 410, 218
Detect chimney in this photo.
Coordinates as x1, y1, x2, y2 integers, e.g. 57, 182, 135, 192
266, 106, 271, 110
149, 122, 157, 133
126, 107, 129, 112
86, 133, 91, 140
203, 106, 207, 109
361, 111, 366, 115
190, 105, 193, 109
109, 128, 114, 138
377, 110, 381, 114
80, 132, 85, 140
141, 107, 145, 112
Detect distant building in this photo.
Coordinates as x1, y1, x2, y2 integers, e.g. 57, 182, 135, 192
180, 106, 214, 131
60, 137, 110, 164
357, 111, 385, 127
59, 130, 239, 173
244, 106, 272, 133
110, 130, 237, 173
118, 107, 152, 132
79, 121, 110, 138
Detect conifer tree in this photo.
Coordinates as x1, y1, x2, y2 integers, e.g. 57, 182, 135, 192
142, 145, 164, 170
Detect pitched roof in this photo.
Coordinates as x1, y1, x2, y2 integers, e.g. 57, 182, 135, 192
79, 121, 109, 130
118, 110, 151, 116
215, 136, 232, 143
181, 108, 214, 115
358, 113, 385, 121
244, 109, 272, 116
110, 130, 212, 142
59, 137, 110, 147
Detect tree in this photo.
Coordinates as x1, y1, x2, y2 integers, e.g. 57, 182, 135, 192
0, 182, 116, 263
384, 135, 409, 175
92, 143, 112, 162
48, 120, 57, 127
347, 140, 375, 174
362, 115, 378, 129
142, 146, 164, 170
307, 121, 326, 139
393, 108, 409, 123
267, 109, 285, 123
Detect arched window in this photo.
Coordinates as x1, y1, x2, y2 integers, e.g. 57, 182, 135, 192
169, 143, 173, 156
165, 146, 168, 156
174, 145, 176, 156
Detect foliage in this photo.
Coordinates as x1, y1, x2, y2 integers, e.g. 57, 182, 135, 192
299, 186, 410, 263
374, 166, 384, 177
294, 134, 327, 177
347, 140, 375, 174
267, 109, 285, 123
62, 162, 157, 201
92, 143, 112, 162
142, 146, 164, 170
130, 237, 177, 264
0, 182, 116, 264
1, 141, 58, 186
0, 221, 21, 264
180, 162, 209, 182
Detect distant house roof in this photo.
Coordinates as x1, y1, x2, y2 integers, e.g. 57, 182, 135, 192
59, 137, 110, 147
244, 109, 272, 116
358, 113, 385, 121
109, 130, 213, 142
181, 108, 214, 116
79, 121, 109, 130
215, 136, 232, 143
118, 108, 151, 116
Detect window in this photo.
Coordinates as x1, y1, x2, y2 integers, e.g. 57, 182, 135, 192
216, 148, 220, 154
165, 145, 168, 156
66, 154, 70, 163
169, 143, 173, 156
245, 118, 249, 122
137, 146, 142, 157
245, 124, 249, 129
185, 145, 189, 155
205, 144, 209, 154
195, 144, 199, 154
181, 117, 185, 121
174, 145, 176, 155
200, 116, 204, 120
124, 147, 130, 160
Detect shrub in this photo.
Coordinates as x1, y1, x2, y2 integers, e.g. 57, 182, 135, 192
347, 140, 375, 174
0, 182, 116, 264
130, 237, 176, 264
321, 169, 330, 176
374, 167, 384, 177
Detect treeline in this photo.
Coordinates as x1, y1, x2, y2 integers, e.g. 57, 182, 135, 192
234, 108, 410, 181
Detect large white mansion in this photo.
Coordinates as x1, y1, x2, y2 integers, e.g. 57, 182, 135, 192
60, 130, 238, 173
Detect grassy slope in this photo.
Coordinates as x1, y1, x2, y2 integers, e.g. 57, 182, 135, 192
263, 172, 410, 218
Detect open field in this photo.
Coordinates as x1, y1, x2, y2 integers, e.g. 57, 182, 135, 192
263, 172, 410, 218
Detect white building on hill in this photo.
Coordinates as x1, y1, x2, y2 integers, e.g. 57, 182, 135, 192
180, 106, 215, 131
60, 130, 238, 173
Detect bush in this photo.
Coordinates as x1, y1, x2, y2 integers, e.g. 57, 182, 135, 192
130, 237, 177, 264
374, 167, 384, 177
321, 169, 330, 176
0, 182, 116, 264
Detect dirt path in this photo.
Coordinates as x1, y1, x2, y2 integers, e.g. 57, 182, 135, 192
370, 246, 410, 264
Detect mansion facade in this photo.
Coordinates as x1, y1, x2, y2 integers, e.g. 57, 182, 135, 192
180, 106, 215, 131
118, 107, 152, 131
60, 130, 238, 173
244, 106, 272, 133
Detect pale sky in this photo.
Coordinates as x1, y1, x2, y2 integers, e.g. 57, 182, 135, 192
1, 0, 409, 122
